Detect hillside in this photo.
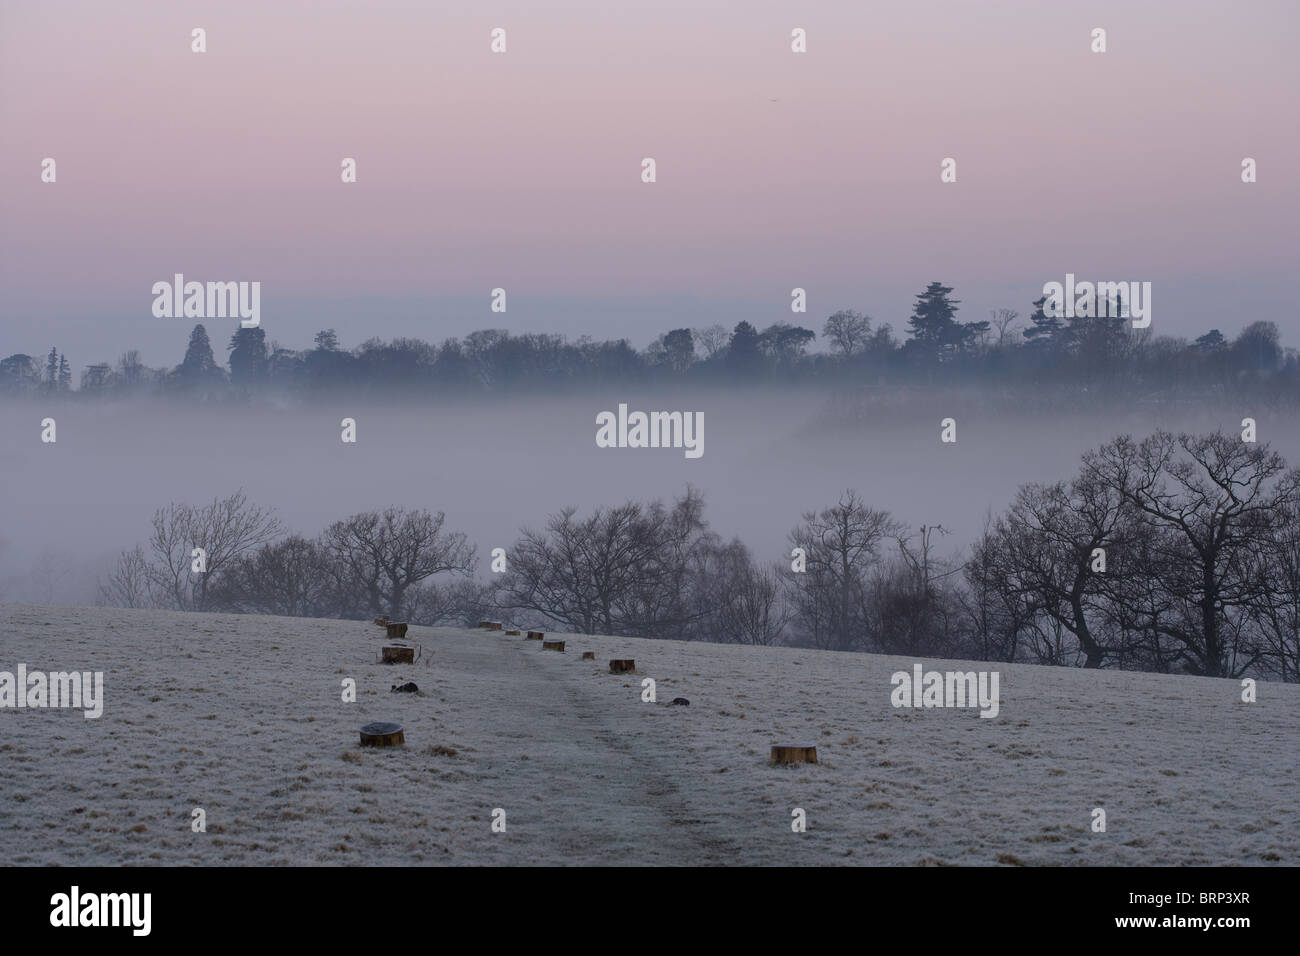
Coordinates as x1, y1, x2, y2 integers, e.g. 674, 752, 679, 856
1, 604, 1294, 865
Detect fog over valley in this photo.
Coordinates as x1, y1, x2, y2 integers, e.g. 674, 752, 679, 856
2, 389, 1290, 608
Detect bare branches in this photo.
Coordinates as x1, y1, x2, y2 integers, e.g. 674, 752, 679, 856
145, 489, 282, 611
321, 507, 476, 620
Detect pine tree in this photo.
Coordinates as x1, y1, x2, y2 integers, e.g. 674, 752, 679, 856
182, 324, 217, 373
727, 321, 762, 373
57, 354, 72, 391
45, 347, 59, 388
173, 324, 224, 392
228, 326, 269, 386
1066, 292, 1128, 377
1192, 329, 1226, 351
906, 282, 963, 361
1021, 295, 1065, 349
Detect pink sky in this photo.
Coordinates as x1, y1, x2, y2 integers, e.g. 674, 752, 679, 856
2, 0, 1296, 363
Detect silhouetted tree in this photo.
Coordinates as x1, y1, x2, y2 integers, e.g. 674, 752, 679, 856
321, 507, 476, 620
823, 310, 872, 358
145, 489, 283, 611
0, 354, 40, 395
228, 326, 269, 387
499, 488, 712, 636
1083, 431, 1300, 677
786, 490, 903, 651
727, 321, 762, 374
759, 323, 816, 371
661, 328, 695, 374
313, 329, 340, 352
1021, 295, 1065, 351
1192, 329, 1227, 351
208, 535, 332, 616
905, 281, 964, 363
173, 324, 225, 392
1233, 321, 1281, 372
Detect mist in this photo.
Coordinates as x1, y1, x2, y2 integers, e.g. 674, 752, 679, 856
3, 387, 1291, 607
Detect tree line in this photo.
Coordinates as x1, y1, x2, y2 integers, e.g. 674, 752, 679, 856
98, 428, 1300, 683
5, 283, 1297, 400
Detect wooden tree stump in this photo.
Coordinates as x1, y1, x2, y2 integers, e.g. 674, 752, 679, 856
542, 640, 565, 652
527, 631, 545, 640
581, 652, 595, 661
506, 630, 521, 636
609, 659, 635, 674
479, 621, 503, 631
359, 722, 405, 747
382, 646, 414, 664
770, 746, 818, 765
386, 622, 408, 639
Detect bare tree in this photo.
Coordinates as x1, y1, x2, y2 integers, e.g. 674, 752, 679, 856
500, 488, 712, 636
1251, 506, 1300, 682
98, 544, 152, 608
146, 490, 283, 611
692, 540, 789, 645
786, 491, 903, 651
405, 577, 497, 628
822, 310, 872, 358
990, 309, 1020, 348
321, 507, 476, 620
989, 474, 1131, 668
206, 535, 332, 617
870, 525, 959, 657
960, 516, 1035, 662
694, 324, 730, 359
1083, 431, 1300, 677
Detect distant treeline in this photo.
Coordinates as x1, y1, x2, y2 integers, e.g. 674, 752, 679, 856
99, 429, 1300, 684
4, 283, 1296, 400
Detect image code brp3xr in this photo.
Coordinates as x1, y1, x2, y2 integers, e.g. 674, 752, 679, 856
0, 0, 1291, 941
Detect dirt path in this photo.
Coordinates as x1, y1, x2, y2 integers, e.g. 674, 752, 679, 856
434, 628, 746, 864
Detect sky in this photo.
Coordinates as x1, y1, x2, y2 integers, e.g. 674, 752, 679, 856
2, 0, 1297, 368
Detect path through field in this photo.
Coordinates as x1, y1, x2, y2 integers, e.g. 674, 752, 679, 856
1, 605, 1295, 865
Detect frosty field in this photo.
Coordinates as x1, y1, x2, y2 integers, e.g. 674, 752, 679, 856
1, 603, 1295, 866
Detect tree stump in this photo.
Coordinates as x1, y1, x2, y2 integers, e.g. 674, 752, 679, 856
542, 640, 565, 652
770, 746, 818, 765
359, 722, 404, 747
527, 631, 545, 640
506, 630, 521, 636
581, 652, 595, 661
479, 621, 503, 631
382, 646, 414, 664
386, 622, 408, 639
609, 659, 635, 674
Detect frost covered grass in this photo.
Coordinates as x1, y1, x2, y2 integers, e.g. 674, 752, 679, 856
0, 603, 1294, 865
